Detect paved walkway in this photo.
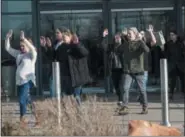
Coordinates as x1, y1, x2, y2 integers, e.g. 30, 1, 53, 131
1, 92, 184, 135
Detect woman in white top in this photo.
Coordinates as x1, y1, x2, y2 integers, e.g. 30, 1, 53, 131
5, 30, 38, 126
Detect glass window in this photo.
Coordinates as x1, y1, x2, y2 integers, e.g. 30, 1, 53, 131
2, 1, 32, 13
142, 10, 174, 39
1, 15, 32, 60
112, 10, 174, 38
40, 11, 104, 93
72, 13, 103, 39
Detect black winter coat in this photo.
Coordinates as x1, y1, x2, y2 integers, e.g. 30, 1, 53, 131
45, 42, 91, 87
101, 37, 125, 75
164, 39, 185, 73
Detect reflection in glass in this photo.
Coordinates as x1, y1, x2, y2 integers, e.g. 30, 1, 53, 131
112, 10, 174, 38
2, 1, 32, 13
40, 12, 104, 93
1, 15, 32, 60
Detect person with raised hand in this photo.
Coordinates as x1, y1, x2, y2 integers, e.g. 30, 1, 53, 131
5, 29, 38, 127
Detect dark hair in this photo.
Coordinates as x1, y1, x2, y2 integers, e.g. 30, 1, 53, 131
112, 32, 121, 45
57, 27, 68, 33
170, 30, 177, 35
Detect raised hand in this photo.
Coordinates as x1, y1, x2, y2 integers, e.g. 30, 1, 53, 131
20, 31, 25, 40
147, 25, 154, 32
40, 36, 46, 47
6, 29, 13, 39
46, 37, 52, 47
72, 34, 79, 44
122, 28, 127, 36
103, 28, 108, 37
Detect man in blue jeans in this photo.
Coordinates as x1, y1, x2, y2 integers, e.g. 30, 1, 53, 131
117, 27, 150, 115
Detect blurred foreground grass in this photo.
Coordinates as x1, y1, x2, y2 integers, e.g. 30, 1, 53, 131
1, 96, 127, 136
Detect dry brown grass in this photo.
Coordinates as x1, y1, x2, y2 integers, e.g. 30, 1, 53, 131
1, 96, 127, 136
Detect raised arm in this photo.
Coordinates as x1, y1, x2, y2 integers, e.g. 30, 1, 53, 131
5, 30, 20, 58
100, 28, 110, 52
20, 31, 37, 63
147, 25, 156, 46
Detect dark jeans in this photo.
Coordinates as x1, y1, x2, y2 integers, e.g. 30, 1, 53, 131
73, 86, 82, 105
61, 76, 73, 96
121, 74, 148, 107
112, 69, 124, 102
17, 80, 33, 117
169, 67, 185, 95
61, 76, 82, 105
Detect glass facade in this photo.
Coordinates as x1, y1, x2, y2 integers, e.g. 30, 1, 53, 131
40, 11, 104, 93
2, 1, 32, 13
1, 0, 184, 96
112, 9, 174, 38
1, 0, 32, 61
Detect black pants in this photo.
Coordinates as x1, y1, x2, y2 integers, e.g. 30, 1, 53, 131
169, 67, 185, 95
112, 69, 123, 102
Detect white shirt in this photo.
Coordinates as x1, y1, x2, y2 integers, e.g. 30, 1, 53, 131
5, 38, 37, 86
54, 41, 63, 50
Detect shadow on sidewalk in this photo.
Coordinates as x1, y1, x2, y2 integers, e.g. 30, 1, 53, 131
95, 92, 185, 104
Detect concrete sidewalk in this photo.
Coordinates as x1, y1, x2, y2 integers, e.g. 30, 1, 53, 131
1, 92, 184, 135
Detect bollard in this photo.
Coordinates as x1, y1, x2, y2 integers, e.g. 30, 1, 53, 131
52, 62, 61, 128
160, 59, 171, 127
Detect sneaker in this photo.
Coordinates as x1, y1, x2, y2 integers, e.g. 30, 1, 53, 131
115, 102, 123, 112
141, 106, 148, 114
118, 106, 129, 115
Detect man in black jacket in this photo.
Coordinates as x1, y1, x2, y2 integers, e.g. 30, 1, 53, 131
101, 30, 125, 108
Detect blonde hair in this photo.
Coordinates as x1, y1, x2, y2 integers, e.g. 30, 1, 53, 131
128, 27, 139, 35
63, 31, 72, 37
27, 37, 33, 44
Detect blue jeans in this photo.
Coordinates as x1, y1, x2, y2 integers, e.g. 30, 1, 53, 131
132, 71, 148, 93
74, 86, 82, 105
50, 77, 55, 97
121, 73, 148, 107
61, 76, 82, 105
17, 81, 33, 117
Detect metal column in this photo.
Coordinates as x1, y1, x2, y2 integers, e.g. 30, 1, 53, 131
52, 62, 61, 128
32, 0, 43, 96
174, 0, 183, 35
160, 59, 171, 127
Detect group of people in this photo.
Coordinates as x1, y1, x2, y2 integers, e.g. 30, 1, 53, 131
101, 25, 185, 115
4, 24, 185, 126
101, 25, 156, 115
40, 28, 91, 105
